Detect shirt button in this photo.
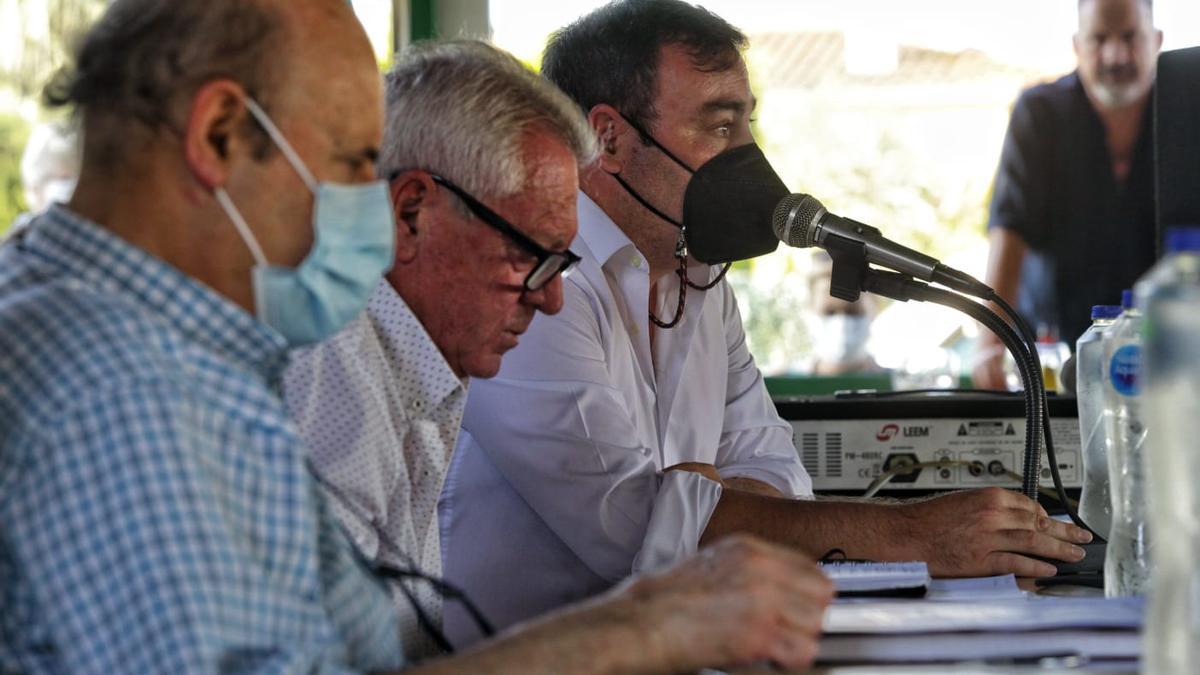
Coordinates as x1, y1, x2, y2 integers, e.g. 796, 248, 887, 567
630, 255, 642, 268
411, 399, 425, 412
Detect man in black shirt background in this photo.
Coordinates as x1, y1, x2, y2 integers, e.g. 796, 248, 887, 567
974, 0, 1161, 388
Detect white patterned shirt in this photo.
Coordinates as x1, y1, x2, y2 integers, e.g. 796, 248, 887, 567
284, 281, 468, 659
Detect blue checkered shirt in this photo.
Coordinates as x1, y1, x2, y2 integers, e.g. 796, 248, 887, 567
0, 207, 406, 674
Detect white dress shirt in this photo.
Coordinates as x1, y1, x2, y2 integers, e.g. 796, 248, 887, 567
284, 281, 468, 659
439, 192, 812, 646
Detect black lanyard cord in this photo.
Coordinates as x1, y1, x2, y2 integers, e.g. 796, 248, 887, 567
373, 563, 497, 654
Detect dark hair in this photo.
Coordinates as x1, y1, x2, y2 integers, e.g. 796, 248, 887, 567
541, 0, 747, 137
45, 0, 285, 167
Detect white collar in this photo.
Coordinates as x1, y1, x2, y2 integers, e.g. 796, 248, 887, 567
367, 280, 467, 409
576, 191, 642, 269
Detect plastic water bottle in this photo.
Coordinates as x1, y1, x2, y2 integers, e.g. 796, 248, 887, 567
1140, 227, 1200, 673
1076, 304, 1122, 539
1102, 289, 1149, 597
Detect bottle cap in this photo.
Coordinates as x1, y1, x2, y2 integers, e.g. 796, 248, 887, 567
1121, 289, 1134, 310
1165, 226, 1200, 253
1091, 305, 1122, 320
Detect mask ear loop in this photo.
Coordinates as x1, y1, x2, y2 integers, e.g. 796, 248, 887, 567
242, 97, 319, 193
215, 187, 269, 269
612, 115, 732, 326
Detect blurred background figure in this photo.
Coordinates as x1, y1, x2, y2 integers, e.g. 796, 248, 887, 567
804, 252, 884, 376
11, 121, 79, 234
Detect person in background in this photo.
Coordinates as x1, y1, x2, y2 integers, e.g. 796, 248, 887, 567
974, 0, 1161, 388
805, 252, 883, 376
0, 0, 832, 669
440, 0, 1093, 647
9, 121, 79, 235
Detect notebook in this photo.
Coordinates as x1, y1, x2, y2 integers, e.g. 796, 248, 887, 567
819, 561, 931, 598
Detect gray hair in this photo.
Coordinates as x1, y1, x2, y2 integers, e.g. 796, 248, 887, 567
380, 40, 597, 201
45, 0, 285, 167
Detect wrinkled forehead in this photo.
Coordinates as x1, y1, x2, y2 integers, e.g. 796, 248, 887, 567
514, 133, 580, 251
652, 44, 753, 112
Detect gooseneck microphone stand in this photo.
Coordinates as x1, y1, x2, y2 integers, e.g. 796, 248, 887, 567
822, 233, 1103, 544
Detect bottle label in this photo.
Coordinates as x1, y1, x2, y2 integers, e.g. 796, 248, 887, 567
1110, 344, 1142, 396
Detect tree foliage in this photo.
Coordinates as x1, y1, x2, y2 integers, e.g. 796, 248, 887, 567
0, 114, 30, 235
1, 0, 104, 234
1, 0, 107, 99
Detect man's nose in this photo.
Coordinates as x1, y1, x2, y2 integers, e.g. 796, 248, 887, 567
1100, 38, 1133, 67
524, 275, 564, 315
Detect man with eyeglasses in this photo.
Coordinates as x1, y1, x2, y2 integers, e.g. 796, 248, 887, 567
280, 39, 586, 659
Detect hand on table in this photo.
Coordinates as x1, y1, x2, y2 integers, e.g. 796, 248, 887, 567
897, 487, 1092, 578
627, 535, 834, 672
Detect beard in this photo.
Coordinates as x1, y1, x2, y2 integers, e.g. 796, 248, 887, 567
1088, 65, 1151, 109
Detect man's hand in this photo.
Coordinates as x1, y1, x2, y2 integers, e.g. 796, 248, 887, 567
896, 487, 1093, 577
407, 535, 833, 675
628, 535, 834, 672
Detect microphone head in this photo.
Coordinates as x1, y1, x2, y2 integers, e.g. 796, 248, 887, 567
771, 193, 825, 247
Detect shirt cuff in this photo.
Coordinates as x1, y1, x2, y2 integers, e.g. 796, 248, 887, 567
631, 470, 723, 574
719, 464, 814, 499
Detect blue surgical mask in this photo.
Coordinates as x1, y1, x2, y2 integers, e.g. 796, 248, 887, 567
214, 97, 394, 346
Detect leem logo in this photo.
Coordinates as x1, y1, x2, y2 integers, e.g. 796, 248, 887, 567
876, 423, 900, 442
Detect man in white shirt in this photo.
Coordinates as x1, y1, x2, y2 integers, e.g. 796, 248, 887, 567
283, 40, 834, 671
440, 0, 1093, 646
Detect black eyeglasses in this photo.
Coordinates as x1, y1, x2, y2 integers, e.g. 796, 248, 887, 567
428, 174, 582, 291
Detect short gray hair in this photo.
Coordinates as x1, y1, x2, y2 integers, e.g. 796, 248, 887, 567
381, 40, 597, 201
46, 0, 285, 167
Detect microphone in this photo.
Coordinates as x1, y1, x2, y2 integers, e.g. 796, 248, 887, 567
771, 193, 992, 299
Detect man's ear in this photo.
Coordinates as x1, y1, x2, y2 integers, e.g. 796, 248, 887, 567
389, 170, 435, 264
183, 80, 252, 193
587, 104, 631, 174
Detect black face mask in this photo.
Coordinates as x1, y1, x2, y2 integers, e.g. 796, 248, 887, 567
611, 121, 785, 265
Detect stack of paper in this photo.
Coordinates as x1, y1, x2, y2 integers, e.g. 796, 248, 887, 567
818, 586, 1143, 665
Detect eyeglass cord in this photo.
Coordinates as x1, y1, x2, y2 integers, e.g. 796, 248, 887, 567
649, 260, 732, 329
373, 563, 497, 655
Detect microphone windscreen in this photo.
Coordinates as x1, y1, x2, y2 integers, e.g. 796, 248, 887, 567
771, 193, 824, 247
